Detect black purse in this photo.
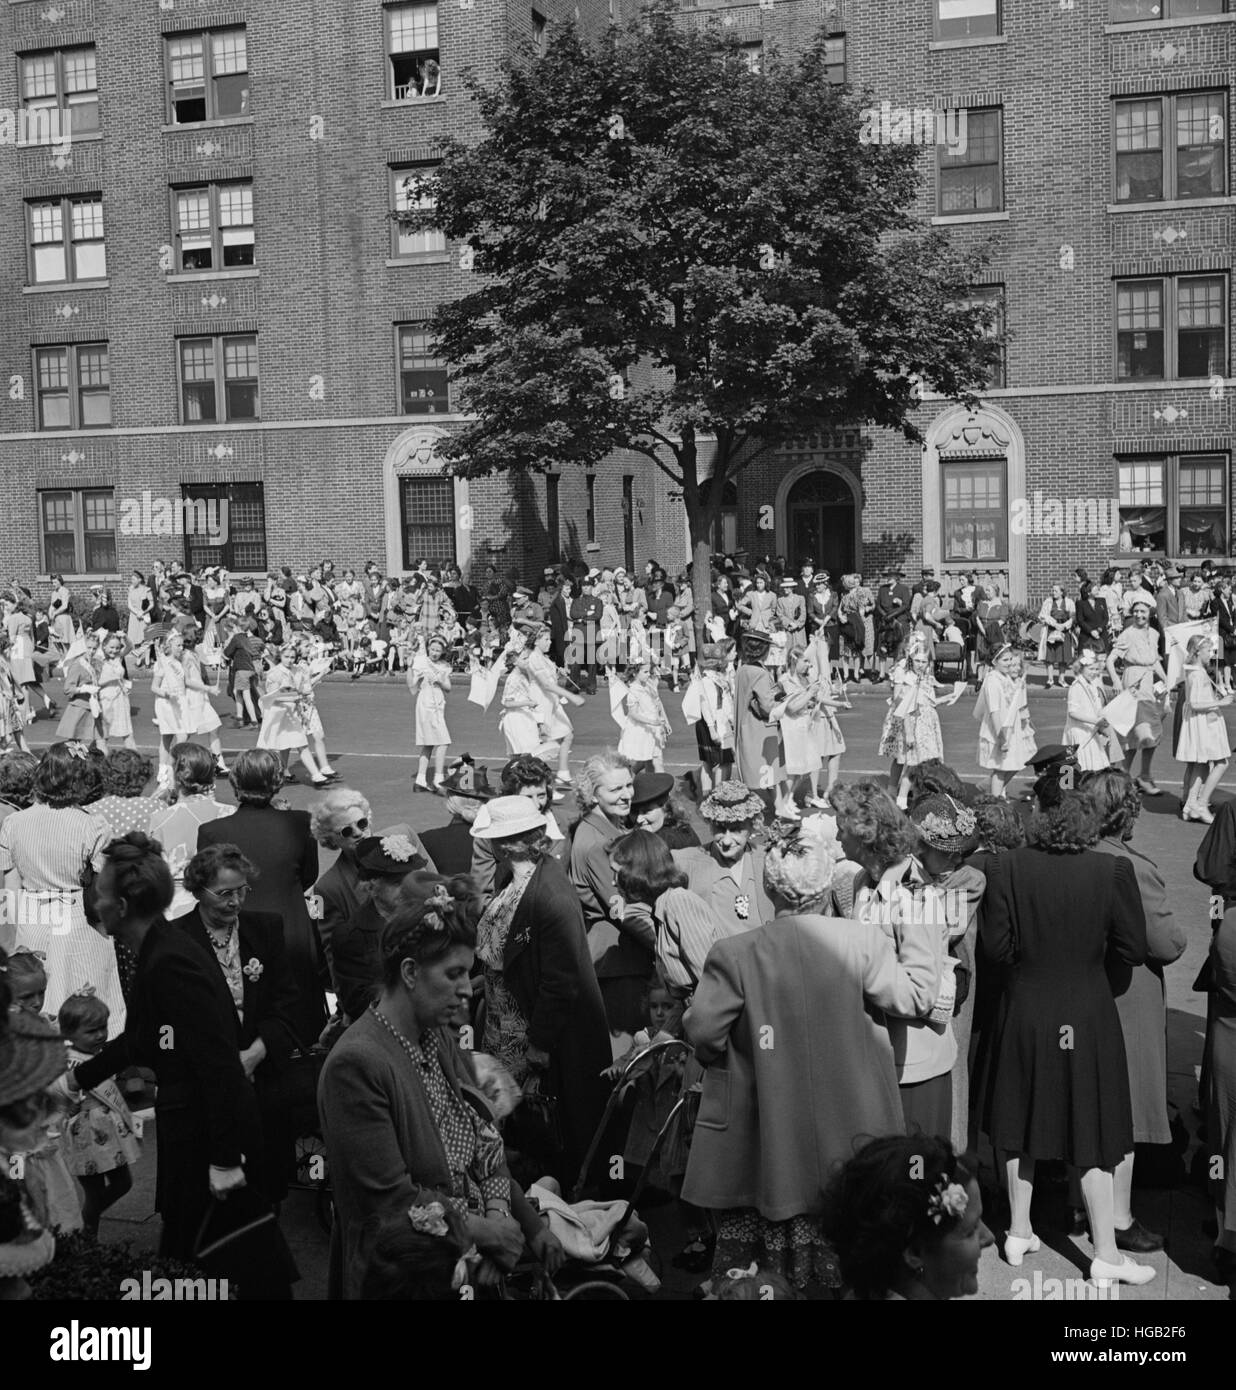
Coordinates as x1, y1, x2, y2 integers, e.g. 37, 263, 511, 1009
507, 1071, 564, 1159
193, 1185, 297, 1294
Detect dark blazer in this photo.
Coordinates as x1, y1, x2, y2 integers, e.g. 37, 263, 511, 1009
198, 802, 325, 1046
327, 901, 385, 1021
547, 593, 570, 665
75, 920, 262, 1257
1216, 594, 1236, 655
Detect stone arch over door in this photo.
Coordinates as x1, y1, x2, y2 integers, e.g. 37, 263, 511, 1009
923, 404, 1027, 604
383, 426, 472, 577
773, 461, 861, 574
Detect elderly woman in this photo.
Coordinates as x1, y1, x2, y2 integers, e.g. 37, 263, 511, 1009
149, 742, 236, 919
673, 781, 774, 935
1079, 768, 1185, 1252
69, 834, 295, 1296
823, 1134, 994, 1300
318, 895, 556, 1298
197, 749, 326, 1048
0, 744, 114, 1026
979, 791, 1154, 1286
683, 813, 942, 1296
180, 842, 301, 1205
469, 754, 565, 901
89, 748, 160, 840
308, 786, 393, 974
471, 796, 610, 1183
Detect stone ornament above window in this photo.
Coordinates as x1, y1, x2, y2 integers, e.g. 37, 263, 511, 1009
941, 414, 1011, 453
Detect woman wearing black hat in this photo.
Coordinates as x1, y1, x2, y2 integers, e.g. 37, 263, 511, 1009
630, 771, 700, 850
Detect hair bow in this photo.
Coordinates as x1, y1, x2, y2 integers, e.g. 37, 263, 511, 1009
68, 983, 97, 998
428, 885, 452, 910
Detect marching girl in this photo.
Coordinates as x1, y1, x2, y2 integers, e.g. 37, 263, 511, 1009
974, 643, 1038, 798
525, 623, 586, 786
4, 593, 55, 719
95, 631, 136, 751
772, 650, 845, 813
663, 601, 690, 692
126, 571, 154, 667
410, 632, 453, 792
497, 641, 544, 756
684, 642, 735, 797
1106, 597, 1168, 796
256, 642, 335, 787
151, 630, 191, 782
180, 628, 227, 775
1063, 649, 1118, 774
0, 631, 31, 752
878, 636, 948, 809
1174, 634, 1232, 824
597, 584, 623, 670
55, 634, 105, 752
47, 574, 76, 659
611, 663, 672, 773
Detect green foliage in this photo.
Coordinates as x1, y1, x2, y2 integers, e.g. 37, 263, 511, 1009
27, 1230, 212, 1301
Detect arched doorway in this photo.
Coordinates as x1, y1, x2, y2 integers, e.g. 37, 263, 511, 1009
785, 469, 857, 573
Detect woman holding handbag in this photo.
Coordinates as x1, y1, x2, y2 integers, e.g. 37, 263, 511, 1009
1036, 583, 1076, 689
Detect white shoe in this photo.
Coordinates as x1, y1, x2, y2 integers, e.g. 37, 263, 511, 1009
1003, 1231, 1040, 1267
1090, 1255, 1156, 1286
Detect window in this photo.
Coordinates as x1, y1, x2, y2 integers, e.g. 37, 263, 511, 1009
823, 35, 846, 85
585, 474, 596, 544
957, 285, 1006, 389
36, 344, 110, 430
739, 42, 762, 74
398, 327, 449, 414
938, 108, 1003, 215
1116, 274, 1227, 380
27, 196, 106, 285
532, 9, 547, 56
391, 167, 447, 258
1110, 0, 1227, 20
181, 482, 266, 571
179, 334, 259, 422
1118, 455, 1228, 557
1114, 92, 1227, 203
166, 29, 249, 123
399, 477, 456, 569
942, 460, 1008, 562
173, 181, 254, 272
387, 3, 440, 100
39, 488, 116, 574
936, 0, 1001, 39
547, 474, 560, 561
20, 46, 99, 140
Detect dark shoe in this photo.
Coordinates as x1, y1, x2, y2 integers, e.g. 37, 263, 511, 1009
1115, 1218, 1164, 1253
672, 1237, 715, 1274
1069, 1206, 1088, 1237
1215, 1249, 1236, 1282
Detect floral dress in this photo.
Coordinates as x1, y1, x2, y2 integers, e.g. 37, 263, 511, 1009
62, 1046, 142, 1177
476, 861, 537, 1081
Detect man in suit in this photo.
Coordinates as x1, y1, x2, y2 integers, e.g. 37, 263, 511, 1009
546, 578, 571, 667
793, 560, 816, 601
1156, 566, 1188, 632
875, 567, 912, 679
569, 573, 603, 695
673, 782, 775, 935
912, 566, 937, 600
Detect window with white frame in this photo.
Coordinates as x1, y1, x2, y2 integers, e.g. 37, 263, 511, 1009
936, 0, 1001, 38
166, 29, 250, 123
28, 196, 106, 284
1116, 274, 1227, 380
1117, 454, 1229, 558
19, 46, 99, 140
1114, 92, 1227, 203
942, 459, 1008, 562
398, 327, 450, 414
36, 344, 110, 430
173, 181, 254, 272
179, 334, 259, 422
1110, 0, 1227, 20
387, 3, 440, 100
39, 487, 116, 574
391, 167, 447, 258
938, 108, 1003, 215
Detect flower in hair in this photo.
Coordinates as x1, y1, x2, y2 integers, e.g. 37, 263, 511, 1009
381, 834, 418, 863
428, 885, 452, 910
766, 820, 803, 857
68, 984, 97, 998
926, 1177, 969, 1226
407, 1201, 450, 1238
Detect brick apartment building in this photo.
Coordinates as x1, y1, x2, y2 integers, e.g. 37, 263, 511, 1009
0, 0, 1231, 609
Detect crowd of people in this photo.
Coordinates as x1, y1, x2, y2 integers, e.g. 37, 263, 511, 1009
0, 546, 1232, 1304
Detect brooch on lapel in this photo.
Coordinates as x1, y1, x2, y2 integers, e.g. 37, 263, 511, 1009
243, 958, 263, 981
734, 894, 750, 921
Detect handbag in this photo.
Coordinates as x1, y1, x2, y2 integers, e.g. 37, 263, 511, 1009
193, 1184, 297, 1293
507, 1070, 564, 1159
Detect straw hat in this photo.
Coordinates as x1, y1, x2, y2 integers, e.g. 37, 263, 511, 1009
469, 795, 548, 840
699, 781, 765, 825
0, 1010, 67, 1108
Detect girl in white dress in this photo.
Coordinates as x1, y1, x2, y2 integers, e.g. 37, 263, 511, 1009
126, 572, 154, 665
770, 651, 844, 812
879, 639, 949, 808
256, 642, 335, 787
973, 644, 1038, 798
410, 633, 452, 792
526, 625, 585, 785
498, 647, 543, 756
611, 664, 671, 772
95, 632, 135, 750
150, 631, 190, 783
0, 635, 31, 752
180, 630, 227, 775
1106, 599, 1168, 796
1063, 650, 1118, 772
1175, 634, 1232, 823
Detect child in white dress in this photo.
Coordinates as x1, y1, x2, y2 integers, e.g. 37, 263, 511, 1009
498, 648, 543, 756
95, 632, 135, 750
974, 644, 1038, 798
151, 631, 190, 783
1063, 650, 1118, 773
612, 665, 671, 772
257, 644, 334, 786
879, 640, 950, 808
1175, 634, 1232, 823
411, 634, 452, 791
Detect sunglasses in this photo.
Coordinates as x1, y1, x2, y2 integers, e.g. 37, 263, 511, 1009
340, 818, 370, 838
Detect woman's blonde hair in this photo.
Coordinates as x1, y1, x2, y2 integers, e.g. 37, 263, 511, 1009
309, 786, 372, 849
575, 749, 631, 817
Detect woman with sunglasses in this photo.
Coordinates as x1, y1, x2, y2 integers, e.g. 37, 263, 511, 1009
149, 742, 237, 920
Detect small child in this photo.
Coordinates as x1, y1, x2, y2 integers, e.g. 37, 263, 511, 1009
7, 949, 49, 1021
57, 991, 141, 1236
611, 665, 671, 773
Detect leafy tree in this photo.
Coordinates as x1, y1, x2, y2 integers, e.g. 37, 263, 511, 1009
401, 4, 999, 640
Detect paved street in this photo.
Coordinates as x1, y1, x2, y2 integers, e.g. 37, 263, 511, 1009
54, 669, 1232, 1301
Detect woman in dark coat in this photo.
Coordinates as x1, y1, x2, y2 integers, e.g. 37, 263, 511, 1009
979, 790, 1154, 1286
72, 832, 295, 1297
471, 796, 610, 1187
197, 748, 326, 1047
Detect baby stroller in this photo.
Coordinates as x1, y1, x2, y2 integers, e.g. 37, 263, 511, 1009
933, 640, 967, 683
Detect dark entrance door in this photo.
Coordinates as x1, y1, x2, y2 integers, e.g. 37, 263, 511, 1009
787, 470, 856, 573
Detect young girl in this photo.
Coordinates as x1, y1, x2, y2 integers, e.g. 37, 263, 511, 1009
0, 631, 31, 753
7, 949, 49, 1021
151, 630, 190, 781
57, 990, 141, 1237
879, 638, 950, 809
257, 643, 334, 786
180, 631, 227, 776
974, 644, 1038, 798
608, 983, 683, 1192
95, 632, 136, 751
610, 664, 671, 773
684, 643, 735, 797
55, 634, 104, 751
497, 645, 543, 756
1175, 633, 1232, 824
1063, 650, 1118, 773
525, 625, 585, 785
410, 633, 453, 792
770, 652, 833, 814
5, 596, 55, 719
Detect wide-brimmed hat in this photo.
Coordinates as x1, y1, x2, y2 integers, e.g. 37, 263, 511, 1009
355, 833, 426, 877
631, 771, 675, 809
910, 794, 979, 854
700, 781, 765, 825
0, 1011, 67, 1108
513, 585, 533, 599
779, 577, 797, 589
470, 796, 548, 840
741, 628, 772, 651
